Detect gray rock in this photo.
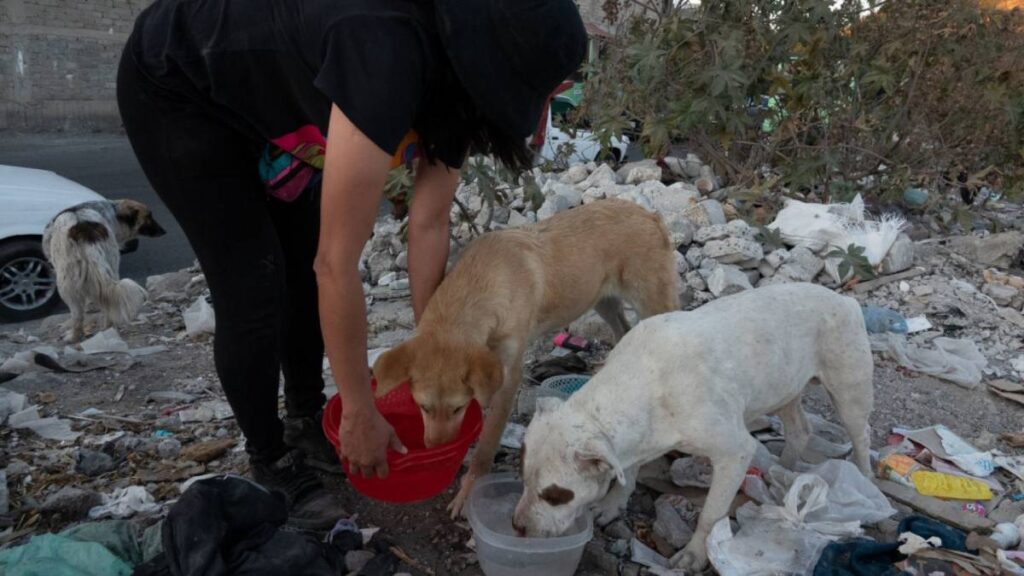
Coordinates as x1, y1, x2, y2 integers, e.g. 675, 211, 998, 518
684, 246, 704, 268
693, 224, 731, 244
561, 164, 590, 185
392, 277, 410, 290
616, 159, 659, 181
726, 219, 757, 240
625, 165, 663, 185
603, 519, 633, 541
666, 216, 696, 247
880, 234, 915, 274
913, 284, 935, 297
157, 438, 182, 460
946, 231, 1023, 268
675, 251, 689, 275
647, 182, 700, 216
5, 459, 31, 477
683, 199, 727, 229
394, 250, 408, 270
683, 154, 703, 178
653, 494, 698, 549
617, 190, 654, 212
537, 194, 572, 220
584, 541, 621, 575
145, 270, 192, 301
345, 550, 376, 573
758, 261, 777, 278
744, 269, 761, 285
763, 248, 790, 270
42, 486, 103, 520
366, 251, 395, 285
707, 265, 752, 297
663, 156, 687, 179
378, 271, 398, 287
984, 283, 1020, 307
0, 471, 7, 515
542, 180, 583, 207
702, 237, 764, 265
776, 246, 825, 282
609, 539, 629, 557
578, 163, 619, 189
507, 210, 529, 227
75, 449, 115, 476
684, 271, 707, 292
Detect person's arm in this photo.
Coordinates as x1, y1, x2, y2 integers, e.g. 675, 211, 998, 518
406, 159, 461, 321
315, 104, 406, 479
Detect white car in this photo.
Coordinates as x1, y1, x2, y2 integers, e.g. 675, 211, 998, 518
536, 105, 630, 165
0, 165, 106, 321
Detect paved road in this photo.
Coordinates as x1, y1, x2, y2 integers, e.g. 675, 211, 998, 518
0, 133, 194, 282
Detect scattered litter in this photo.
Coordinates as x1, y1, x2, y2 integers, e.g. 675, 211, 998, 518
863, 306, 908, 334
499, 422, 525, 450
80, 328, 130, 355
931, 458, 1004, 494
630, 538, 671, 570
177, 400, 234, 423
897, 532, 942, 555
153, 429, 173, 438
0, 387, 27, 424
146, 390, 196, 404
878, 453, 925, 487
670, 456, 713, 489
183, 297, 216, 337
0, 533, 133, 576
8, 405, 81, 441
991, 523, 1021, 549
653, 494, 698, 548
904, 316, 932, 333
962, 502, 988, 517
128, 345, 167, 357
995, 455, 1024, 481
88, 486, 160, 519
989, 379, 1024, 408
75, 449, 116, 477
0, 470, 7, 515
911, 471, 993, 501
762, 460, 896, 524
552, 332, 591, 352
767, 194, 905, 264
903, 425, 994, 477
870, 334, 987, 389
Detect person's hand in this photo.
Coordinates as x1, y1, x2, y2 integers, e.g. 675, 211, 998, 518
339, 403, 407, 478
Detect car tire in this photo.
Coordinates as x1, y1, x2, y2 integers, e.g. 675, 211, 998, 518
0, 239, 61, 323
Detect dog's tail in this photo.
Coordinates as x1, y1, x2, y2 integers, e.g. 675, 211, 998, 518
100, 278, 148, 326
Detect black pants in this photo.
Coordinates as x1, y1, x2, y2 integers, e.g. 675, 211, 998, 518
117, 48, 325, 461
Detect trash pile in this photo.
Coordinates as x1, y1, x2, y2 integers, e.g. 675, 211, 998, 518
0, 156, 1022, 575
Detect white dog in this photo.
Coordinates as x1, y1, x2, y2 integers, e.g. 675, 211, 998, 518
43, 200, 165, 342
513, 283, 874, 572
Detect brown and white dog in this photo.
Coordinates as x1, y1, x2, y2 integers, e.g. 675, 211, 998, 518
43, 200, 165, 342
373, 198, 680, 517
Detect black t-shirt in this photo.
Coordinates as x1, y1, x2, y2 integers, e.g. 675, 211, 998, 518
130, 0, 468, 196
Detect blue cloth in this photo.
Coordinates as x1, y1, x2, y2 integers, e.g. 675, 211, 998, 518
813, 516, 969, 576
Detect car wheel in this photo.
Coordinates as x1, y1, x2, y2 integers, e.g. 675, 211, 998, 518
0, 239, 61, 322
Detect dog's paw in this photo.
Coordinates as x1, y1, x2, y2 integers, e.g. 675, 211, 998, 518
670, 542, 708, 573
447, 473, 477, 519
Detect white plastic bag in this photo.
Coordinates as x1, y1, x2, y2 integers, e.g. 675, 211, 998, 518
183, 297, 215, 337
763, 460, 896, 524
767, 194, 905, 264
709, 474, 860, 576
869, 333, 987, 389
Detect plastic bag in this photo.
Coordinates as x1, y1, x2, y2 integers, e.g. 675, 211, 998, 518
709, 474, 863, 576
862, 306, 908, 334
183, 297, 215, 337
869, 333, 986, 389
763, 460, 896, 525
767, 194, 905, 264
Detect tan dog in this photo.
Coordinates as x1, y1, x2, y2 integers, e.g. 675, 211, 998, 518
373, 198, 680, 516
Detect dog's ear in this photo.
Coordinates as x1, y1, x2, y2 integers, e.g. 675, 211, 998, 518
373, 343, 414, 398
575, 439, 626, 486
115, 200, 142, 229
535, 396, 565, 416
465, 347, 503, 406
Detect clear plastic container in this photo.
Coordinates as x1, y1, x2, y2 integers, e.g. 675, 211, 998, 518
468, 473, 593, 576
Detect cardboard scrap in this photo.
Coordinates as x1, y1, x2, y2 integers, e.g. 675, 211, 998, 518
874, 479, 995, 532
903, 426, 994, 477
989, 379, 1024, 408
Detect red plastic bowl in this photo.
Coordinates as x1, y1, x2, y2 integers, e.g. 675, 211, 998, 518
322, 378, 483, 503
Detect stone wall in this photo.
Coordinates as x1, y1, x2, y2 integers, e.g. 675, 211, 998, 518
0, 0, 149, 132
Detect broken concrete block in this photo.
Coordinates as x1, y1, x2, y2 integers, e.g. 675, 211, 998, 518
683, 199, 727, 229
684, 245, 704, 268
702, 237, 764, 265
617, 190, 654, 212
666, 216, 696, 247
726, 219, 757, 240
763, 248, 789, 270
946, 231, 1023, 268
537, 194, 573, 220
707, 264, 752, 297
395, 250, 408, 270
684, 271, 707, 292
561, 164, 590, 185
507, 210, 529, 227
617, 159, 659, 181
625, 165, 663, 185
683, 154, 703, 178
578, 163, 619, 189
662, 156, 686, 179
145, 270, 191, 301
366, 251, 395, 285
653, 494, 698, 549
693, 224, 731, 244
776, 246, 825, 282
675, 252, 689, 275
880, 234, 915, 274
984, 283, 1020, 307
542, 180, 583, 207
377, 271, 398, 287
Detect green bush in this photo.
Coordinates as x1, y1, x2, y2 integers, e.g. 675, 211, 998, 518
585, 0, 1024, 205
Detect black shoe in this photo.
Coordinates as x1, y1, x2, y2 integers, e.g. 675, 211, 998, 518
283, 411, 342, 473
250, 449, 346, 531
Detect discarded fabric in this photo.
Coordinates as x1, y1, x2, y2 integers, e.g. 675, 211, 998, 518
870, 333, 987, 389
88, 486, 160, 519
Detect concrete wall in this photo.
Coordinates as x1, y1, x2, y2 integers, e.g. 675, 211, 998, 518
0, 0, 149, 132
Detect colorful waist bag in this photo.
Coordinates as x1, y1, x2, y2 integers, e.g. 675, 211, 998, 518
260, 128, 420, 202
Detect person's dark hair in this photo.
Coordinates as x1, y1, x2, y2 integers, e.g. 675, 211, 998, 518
415, 59, 535, 173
